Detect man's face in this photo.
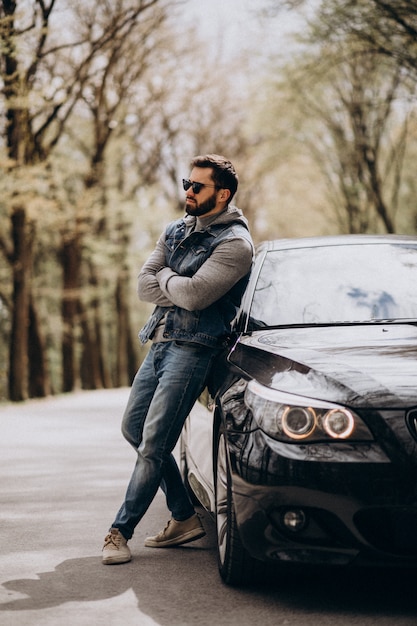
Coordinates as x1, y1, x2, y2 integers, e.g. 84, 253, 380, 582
184, 167, 221, 217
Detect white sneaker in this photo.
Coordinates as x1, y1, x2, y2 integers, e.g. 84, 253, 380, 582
144, 514, 205, 548
102, 528, 131, 564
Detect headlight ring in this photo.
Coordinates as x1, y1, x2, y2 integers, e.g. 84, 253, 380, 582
244, 380, 373, 442
281, 406, 317, 439
322, 408, 355, 439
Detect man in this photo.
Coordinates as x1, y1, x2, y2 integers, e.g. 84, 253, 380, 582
102, 154, 253, 564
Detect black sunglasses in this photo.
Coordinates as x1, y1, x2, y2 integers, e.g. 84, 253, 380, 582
182, 179, 219, 194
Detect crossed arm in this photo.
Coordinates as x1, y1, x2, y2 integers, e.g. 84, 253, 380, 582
137, 234, 253, 311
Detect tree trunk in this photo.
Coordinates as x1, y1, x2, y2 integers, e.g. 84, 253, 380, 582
28, 294, 51, 397
115, 270, 138, 387
78, 261, 112, 390
78, 299, 104, 390
61, 235, 82, 392
8, 207, 33, 401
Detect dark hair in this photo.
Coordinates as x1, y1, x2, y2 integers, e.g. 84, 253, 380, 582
190, 154, 238, 203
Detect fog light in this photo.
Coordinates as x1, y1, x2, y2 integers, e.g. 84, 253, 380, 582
281, 509, 307, 533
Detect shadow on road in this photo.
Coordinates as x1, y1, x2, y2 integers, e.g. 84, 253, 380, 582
1, 545, 417, 625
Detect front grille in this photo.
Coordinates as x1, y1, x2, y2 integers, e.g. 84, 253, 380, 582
354, 507, 417, 556
405, 409, 417, 443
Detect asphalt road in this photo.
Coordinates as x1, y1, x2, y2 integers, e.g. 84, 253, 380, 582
1, 388, 417, 626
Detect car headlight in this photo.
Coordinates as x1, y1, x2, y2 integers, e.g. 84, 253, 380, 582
244, 380, 373, 442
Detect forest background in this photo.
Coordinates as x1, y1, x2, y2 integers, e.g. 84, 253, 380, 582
1, 0, 417, 402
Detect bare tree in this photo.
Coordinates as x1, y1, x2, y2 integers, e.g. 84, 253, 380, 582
0, 0, 177, 398
269, 1, 417, 78
273, 40, 415, 234
51, 0, 176, 392
1, 0, 260, 400
313, 0, 417, 80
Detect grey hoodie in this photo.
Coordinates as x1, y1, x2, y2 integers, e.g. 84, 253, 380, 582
137, 205, 253, 344
138, 205, 253, 313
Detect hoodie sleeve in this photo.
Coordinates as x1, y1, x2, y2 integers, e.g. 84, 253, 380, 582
137, 234, 174, 307
156, 237, 253, 311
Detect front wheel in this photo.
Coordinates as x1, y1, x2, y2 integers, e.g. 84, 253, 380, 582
215, 429, 260, 586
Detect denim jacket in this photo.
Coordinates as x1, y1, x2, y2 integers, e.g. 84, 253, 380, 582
139, 215, 252, 348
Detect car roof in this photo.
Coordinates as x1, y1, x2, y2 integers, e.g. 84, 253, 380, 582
257, 234, 417, 253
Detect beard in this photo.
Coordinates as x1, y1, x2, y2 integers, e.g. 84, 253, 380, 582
185, 191, 217, 217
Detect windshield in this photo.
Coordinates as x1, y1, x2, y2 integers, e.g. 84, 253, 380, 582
249, 243, 417, 327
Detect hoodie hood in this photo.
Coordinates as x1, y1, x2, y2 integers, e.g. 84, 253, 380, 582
183, 205, 250, 232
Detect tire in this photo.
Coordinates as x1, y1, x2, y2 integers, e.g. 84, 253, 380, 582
215, 428, 260, 586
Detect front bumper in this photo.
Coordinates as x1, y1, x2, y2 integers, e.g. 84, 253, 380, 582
231, 472, 417, 566
226, 425, 417, 567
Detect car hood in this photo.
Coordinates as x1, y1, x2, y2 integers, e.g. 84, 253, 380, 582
229, 324, 417, 409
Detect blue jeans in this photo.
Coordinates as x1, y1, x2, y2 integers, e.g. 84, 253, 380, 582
112, 341, 217, 540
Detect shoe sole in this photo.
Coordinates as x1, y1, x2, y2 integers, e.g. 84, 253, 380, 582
102, 554, 132, 565
144, 528, 206, 548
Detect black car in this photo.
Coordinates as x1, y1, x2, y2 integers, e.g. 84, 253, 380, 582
180, 235, 417, 585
